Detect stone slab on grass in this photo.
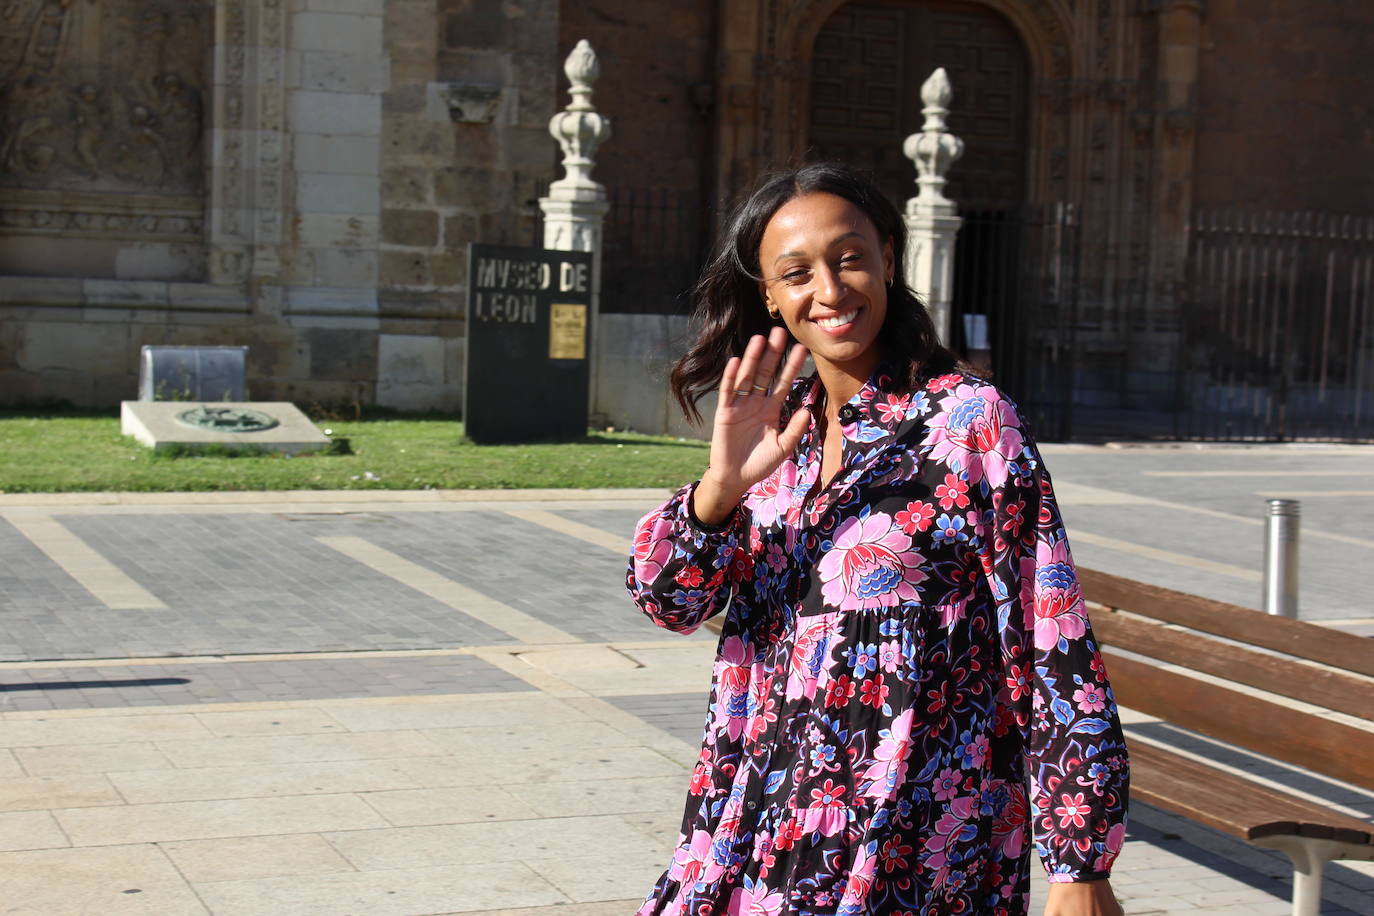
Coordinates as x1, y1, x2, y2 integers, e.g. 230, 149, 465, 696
120, 401, 330, 455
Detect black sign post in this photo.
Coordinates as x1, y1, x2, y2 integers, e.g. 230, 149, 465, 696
464, 243, 593, 443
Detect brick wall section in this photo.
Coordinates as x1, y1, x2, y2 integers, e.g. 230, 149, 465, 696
1193, 0, 1374, 213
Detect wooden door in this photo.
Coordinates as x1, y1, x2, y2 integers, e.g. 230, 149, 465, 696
807, 0, 1030, 209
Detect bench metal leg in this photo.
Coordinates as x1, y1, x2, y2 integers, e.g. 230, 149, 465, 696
1251, 835, 1374, 916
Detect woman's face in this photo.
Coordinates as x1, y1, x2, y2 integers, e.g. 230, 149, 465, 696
757, 192, 894, 380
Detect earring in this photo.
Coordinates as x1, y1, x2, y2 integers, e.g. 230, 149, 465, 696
766, 302, 779, 319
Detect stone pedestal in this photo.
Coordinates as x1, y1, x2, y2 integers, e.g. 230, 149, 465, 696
539, 40, 611, 421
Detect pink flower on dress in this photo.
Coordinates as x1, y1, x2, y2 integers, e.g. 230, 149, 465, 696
817, 513, 926, 611
800, 778, 849, 837
861, 708, 916, 799
1032, 537, 1089, 650
668, 828, 727, 888
1094, 821, 1127, 872
786, 614, 839, 700
713, 636, 752, 741
726, 883, 785, 916
1073, 682, 1108, 713
837, 840, 878, 908
632, 517, 675, 583
925, 383, 1026, 489
746, 460, 797, 529
1054, 791, 1090, 830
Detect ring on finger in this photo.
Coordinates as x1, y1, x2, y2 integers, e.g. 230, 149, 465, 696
752, 384, 770, 393
733, 388, 751, 396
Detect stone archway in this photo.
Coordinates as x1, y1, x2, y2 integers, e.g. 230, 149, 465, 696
805, 0, 1032, 209
722, 0, 1079, 208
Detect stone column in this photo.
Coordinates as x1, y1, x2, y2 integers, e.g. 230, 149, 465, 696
540, 40, 611, 419
902, 68, 965, 345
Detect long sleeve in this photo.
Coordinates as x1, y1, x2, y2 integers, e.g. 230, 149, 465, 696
627, 482, 756, 634
974, 402, 1130, 883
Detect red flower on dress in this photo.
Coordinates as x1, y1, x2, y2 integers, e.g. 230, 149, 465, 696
935, 473, 970, 511
859, 675, 889, 709
825, 673, 856, 708
895, 500, 935, 534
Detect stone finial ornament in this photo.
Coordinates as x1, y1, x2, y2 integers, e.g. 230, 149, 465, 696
901, 68, 965, 345
903, 68, 965, 208
548, 39, 612, 194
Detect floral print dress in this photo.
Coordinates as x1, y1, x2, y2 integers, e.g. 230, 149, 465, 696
627, 367, 1129, 916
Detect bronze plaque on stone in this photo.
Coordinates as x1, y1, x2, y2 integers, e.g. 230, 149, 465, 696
548, 304, 587, 360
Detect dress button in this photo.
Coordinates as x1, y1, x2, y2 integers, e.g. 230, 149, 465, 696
747, 800, 758, 810
838, 405, 858, 424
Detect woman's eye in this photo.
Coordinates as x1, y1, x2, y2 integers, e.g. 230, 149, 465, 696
839, 253, 863, 267
781, 269, 809, 283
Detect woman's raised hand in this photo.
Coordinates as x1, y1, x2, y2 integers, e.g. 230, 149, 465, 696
692, 327, 811, 527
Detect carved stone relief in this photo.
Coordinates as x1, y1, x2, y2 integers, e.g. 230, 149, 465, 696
0, 0, 211, 197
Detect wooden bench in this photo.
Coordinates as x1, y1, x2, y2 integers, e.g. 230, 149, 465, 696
1081, 568, 1374, 916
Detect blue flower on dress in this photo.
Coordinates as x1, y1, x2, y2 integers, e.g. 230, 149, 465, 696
845, 642, 879, 678
933, 513, 968, 545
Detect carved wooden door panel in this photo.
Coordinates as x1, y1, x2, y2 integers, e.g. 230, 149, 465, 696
807, 0, 1029, 209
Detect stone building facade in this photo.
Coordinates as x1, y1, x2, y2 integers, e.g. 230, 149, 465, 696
2, 0, 1372, 437
1, 0, 555, 411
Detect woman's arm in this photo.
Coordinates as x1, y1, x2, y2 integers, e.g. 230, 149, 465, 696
629, 328, 810, 634
626, 482, 752, 634
966, 386, 1130, 893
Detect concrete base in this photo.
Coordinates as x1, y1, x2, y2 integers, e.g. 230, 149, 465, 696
120, 401, 331, 454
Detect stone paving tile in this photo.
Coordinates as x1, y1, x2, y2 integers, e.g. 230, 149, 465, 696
33, 512, 514, 659
314, 510, 694, 644
0, 653, 531, 711
603, 692, 707, 747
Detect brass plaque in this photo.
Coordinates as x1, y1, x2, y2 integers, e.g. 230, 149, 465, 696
549, 303, 587, 360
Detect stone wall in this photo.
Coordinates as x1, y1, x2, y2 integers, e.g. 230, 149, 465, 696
0, 0, 560, 411
1193, 0, 1374, 213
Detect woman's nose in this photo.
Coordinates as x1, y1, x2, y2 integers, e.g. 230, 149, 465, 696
812, 264, 845, 304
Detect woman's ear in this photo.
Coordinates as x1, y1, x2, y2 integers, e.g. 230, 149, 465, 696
883, 238, 895, 284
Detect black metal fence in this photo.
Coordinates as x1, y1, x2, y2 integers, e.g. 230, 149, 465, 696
951, 203, 1082, 440
531, 183, 708, 315
1177, 209, 1374, 441
956, 204, 1374, 442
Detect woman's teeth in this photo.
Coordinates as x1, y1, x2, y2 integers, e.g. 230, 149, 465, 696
817, 311, 857, 329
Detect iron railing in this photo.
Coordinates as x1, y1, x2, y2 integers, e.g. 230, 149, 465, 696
530, 183, 707, 315
1177, 209, 1374, 441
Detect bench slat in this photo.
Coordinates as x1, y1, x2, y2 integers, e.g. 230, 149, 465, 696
1080, 568, 1374, 679
1093, 610, 1374, 721
1129, 742, 1374, 845
1102, 650, 1374, 792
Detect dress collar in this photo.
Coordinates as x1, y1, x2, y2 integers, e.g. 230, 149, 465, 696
788, 360, 929, 445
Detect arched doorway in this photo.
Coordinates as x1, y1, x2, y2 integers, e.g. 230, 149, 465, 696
807, 0, 1041, 401
807, 0, 1030, 209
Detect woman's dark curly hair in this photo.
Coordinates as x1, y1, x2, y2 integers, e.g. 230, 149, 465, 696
670, 162, 961, 423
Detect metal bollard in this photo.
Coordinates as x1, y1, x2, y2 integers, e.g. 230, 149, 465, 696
1262, 499, 1300, 618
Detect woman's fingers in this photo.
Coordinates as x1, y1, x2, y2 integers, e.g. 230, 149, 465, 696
775, 403, 811, 456
732, 335, 768, 401
771, 341, 809, 404
718, 355, 741, 406
746, 327, 789, 394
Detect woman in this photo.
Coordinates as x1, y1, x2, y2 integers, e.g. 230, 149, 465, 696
627, 163, 1129, 916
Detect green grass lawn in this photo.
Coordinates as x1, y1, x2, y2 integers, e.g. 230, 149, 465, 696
0, 409, 711, 493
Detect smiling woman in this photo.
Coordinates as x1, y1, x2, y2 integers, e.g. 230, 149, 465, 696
628, 163, 1130, 916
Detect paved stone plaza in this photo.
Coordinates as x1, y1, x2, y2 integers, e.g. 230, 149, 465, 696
0, 444, 1371, 914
